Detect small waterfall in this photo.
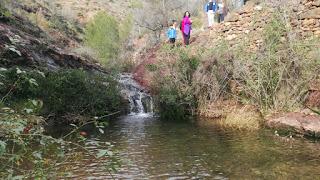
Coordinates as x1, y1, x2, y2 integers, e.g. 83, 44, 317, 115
118, 73, 153, 115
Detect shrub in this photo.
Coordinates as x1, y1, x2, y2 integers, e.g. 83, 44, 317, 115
0, 68, 123, 119
0, 1, 11, 19
192, 12, 319, 115
234, 14, 320, 113
27, 11, 50, 31
193, 42, 233, 107
0, 68, 120, 178
0, 107, 118, 179
152, 48, 200, 121
85, 12, 120, 65
37, 69, 122, 117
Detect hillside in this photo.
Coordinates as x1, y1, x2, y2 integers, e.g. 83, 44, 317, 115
134, 0, 320, 93
1, 0, 320, 179
133, 0, 320, 134
0, 1, 88, 70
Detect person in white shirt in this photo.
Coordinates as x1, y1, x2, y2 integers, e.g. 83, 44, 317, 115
205, 0, 218, 27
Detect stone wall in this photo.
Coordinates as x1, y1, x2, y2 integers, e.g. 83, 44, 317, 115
193, 0, 320, 51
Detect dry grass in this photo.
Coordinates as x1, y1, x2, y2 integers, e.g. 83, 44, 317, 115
219, 105, 262, 131
199, 100, 262, 131
27, 10, 50, 30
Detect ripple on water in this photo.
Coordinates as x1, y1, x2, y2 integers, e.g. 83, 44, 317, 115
54, 115, 320, 179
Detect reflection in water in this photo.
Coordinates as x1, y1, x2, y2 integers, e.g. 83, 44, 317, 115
55, 115, 320, 179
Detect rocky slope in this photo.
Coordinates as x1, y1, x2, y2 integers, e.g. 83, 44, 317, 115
0, 14, 103, 71
0, 0, 110, 71
133, 0, 320, 136
134, 0, 320, 88
193, 0, 320, 52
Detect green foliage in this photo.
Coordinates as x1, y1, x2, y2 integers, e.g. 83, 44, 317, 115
0, 68, 121, 178
85, 12, 120, 65
0, 68, 40, 103
0, 1, 12, 19
145, 64, 158, 72
155, 80, 191, 121
129, 0, 143, 8
0, 107, 118, 178
37, 70, 122, 117
49, 14, 81, 39
0, 68, 122, 118
119, 15, 133, 42
235, 14, 319, 112
194, 12, 319, 114
153, 48, 200, 121
153, 11, 320, 120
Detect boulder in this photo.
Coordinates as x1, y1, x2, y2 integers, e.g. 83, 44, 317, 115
302, 18, 316, 26
267, 113, 320, 137
225, 12, 240, 22
312, 0, 320, 7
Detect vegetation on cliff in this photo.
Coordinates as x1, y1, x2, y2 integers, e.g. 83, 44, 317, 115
149, 5, 320, 129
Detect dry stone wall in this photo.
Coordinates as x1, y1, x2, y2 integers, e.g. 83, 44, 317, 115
193, 0, 320, 51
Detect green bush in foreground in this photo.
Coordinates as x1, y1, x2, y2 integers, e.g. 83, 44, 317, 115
0, 68, 120, 178
0, 107, 118, 179
0, 68, 122, 119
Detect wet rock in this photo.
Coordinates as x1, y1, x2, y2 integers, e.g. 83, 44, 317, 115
267, 113, 320, 137
141, 96, 153, 113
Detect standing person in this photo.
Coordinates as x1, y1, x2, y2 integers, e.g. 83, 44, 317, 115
217, 0, 226, 23
167, 20, 177, 46
205, 0, 218, 27
181, 11, 192, 46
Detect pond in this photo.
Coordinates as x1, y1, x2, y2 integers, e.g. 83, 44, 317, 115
52, 113, 320, 179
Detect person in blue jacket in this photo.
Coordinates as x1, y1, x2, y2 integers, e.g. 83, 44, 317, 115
167, 20, 177, 45
205, 0, 218, 27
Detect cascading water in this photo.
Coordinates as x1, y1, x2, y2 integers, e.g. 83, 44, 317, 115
118, 73, 153, 115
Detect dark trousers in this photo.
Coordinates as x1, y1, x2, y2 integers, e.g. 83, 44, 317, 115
169, 38, 176, 44
218, 14, 224, 23
183, 33, 190, 45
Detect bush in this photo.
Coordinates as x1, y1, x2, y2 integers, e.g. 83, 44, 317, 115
37, 70, 122, 117
152, 48, 200, 121
233, 14, 320, 113
0, 107, 118, 179
85, 12, 120, 65
0, 68, 120, 178
0, 2, 11, 19
0, 68, 123, 119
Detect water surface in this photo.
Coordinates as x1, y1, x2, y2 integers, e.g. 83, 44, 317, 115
54, 114, 320, 179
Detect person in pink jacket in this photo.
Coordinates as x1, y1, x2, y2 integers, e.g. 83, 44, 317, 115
180, 11, 192, 46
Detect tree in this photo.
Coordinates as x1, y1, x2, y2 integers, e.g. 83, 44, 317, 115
133, 0, 202, 44
85, 12, 120, 65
